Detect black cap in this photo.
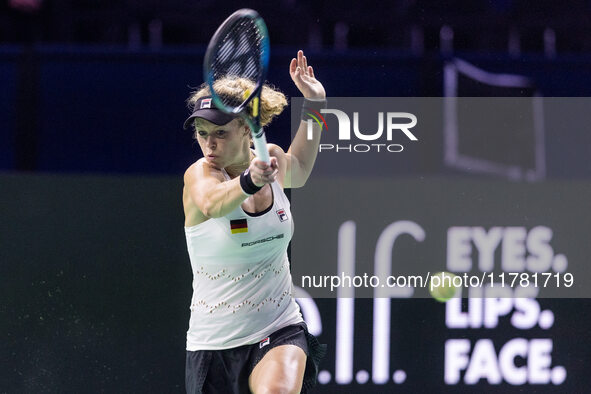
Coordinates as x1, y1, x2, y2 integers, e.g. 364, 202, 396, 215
183, 96, 238, 129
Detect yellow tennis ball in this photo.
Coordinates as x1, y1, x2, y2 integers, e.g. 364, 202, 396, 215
429, 271, 460, 302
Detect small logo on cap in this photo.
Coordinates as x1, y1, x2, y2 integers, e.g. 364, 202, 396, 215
200, 98, 212, 109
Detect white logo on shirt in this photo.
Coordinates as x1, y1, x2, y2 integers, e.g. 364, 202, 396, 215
276, 209, 288, 222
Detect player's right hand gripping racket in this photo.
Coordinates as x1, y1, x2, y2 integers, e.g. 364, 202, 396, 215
204, 8, 271, 164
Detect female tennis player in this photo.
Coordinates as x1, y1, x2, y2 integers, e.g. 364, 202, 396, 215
182, 50, 326, 393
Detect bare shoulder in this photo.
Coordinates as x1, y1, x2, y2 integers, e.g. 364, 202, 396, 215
184, 158, 225, 186
268, 143, 288, 169
183, 159, 202, 185
267, 143, 289, 188
267, 143, 287, 160
183, 158, 223, 226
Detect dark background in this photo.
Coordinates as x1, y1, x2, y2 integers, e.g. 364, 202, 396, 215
2, 1, 591, 392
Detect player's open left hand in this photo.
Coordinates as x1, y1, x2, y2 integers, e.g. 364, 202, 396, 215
289, 50, 326, 100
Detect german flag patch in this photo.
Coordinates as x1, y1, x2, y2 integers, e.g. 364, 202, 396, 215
230, 219, 248, 234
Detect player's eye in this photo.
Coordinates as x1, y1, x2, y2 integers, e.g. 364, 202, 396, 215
215, 130, 227, 137
197, 130, 208, 137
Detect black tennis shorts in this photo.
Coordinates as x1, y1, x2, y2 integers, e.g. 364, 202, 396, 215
185, 322, 326, 394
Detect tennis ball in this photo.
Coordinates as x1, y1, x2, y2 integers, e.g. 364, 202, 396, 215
429, 271, 460, 302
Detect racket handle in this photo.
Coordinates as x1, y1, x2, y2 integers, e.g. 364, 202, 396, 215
252, 128, 270, 164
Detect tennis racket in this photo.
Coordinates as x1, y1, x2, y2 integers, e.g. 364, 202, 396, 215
204, 8, 271, 164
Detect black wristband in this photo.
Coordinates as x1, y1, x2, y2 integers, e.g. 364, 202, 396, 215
301, 98, 328, 122
240, 168, 263, 195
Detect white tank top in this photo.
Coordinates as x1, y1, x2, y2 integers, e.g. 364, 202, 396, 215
184, 169, 303, 350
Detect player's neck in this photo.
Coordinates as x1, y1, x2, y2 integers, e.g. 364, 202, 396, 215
225, 150, 254, 178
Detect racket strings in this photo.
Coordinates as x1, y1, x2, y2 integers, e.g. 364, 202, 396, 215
215, 93, 242, 109
209, 17, 266, 99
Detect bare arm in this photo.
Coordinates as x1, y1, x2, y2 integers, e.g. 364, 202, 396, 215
185, 157, 278, 218
284, 50, 326, 189
184, 160, 246, 218
286, 117, 322, 188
